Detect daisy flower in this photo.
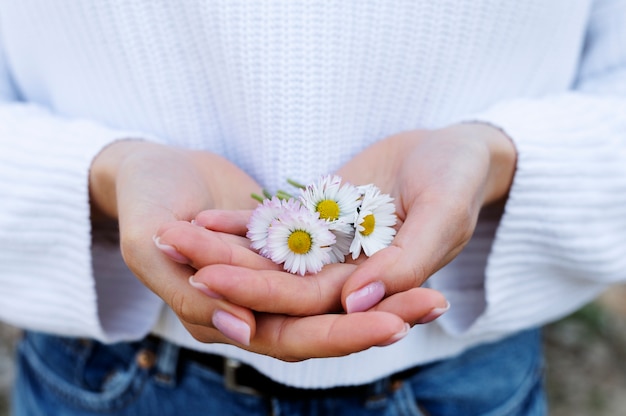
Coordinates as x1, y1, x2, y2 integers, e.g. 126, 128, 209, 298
350, 184, 397, 259
326, 228, 354, 264
246, 197, 301, 258
265, 206, 336, 276
299, 175, 361, 262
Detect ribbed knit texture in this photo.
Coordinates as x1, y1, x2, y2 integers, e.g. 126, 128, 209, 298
1, 0, 625, 387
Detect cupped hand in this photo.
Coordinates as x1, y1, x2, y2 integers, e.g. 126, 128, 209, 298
148, 122, 512, 359
155, 220, 443, 361
89, 140, 261, 348
335, 123, 517, 314
153, 212, 447, 362
92, 141, 422, 362
188, 209, 447, 321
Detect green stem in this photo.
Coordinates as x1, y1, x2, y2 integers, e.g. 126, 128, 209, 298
276, 190, 293, 200
262, 189, 273, 200
287, 178, 306, 189
251, 193, 265, 203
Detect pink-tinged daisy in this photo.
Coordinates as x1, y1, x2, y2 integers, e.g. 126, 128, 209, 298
350, 185, 397, 259
299, 175, 361, 262
265, 206, 336, 275
246, 197, 301, 258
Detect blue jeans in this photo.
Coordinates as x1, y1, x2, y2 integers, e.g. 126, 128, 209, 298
12, 329, 546, 416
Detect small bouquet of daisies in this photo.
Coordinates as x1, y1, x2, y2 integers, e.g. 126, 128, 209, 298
246, 175, 397, 275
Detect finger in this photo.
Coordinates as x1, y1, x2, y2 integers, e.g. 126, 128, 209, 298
121, 231, 258, 346
159, 220, 251, 248
370, 287, 449, 325
155, 220, 281, 271
172, 282, 256, 346
194, 209, 253, 235
192, 262, 356, 315
341, 200, 467, 313
251, 311, 410, 362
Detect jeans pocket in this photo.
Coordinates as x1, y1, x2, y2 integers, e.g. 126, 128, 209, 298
16, 332, 150, 414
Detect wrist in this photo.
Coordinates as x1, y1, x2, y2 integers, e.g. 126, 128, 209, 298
441, 122, 517, 205
468, 122, 517, 205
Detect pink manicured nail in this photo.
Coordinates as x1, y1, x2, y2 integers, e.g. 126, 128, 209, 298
415, 301, 451, 324
153, 235, 189, 264
378, 323, 411, 347
212, 310, 251, 346
188, 276, 223, 299
345, 281, 386, 313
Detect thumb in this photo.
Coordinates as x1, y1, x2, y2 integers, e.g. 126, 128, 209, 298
341, 245, 425, 313
341, 200, 466, 314
341, 246, 449, 324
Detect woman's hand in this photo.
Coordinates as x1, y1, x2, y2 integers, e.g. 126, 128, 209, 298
173, 122, 514, 329
89, 140, 262, 348
155, 219, 446, 361
336, 123, 517, 314
129, 120, 514, 360
91, 140, 424, 362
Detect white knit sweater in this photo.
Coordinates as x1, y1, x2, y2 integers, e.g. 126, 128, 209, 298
1, 0, 625, 388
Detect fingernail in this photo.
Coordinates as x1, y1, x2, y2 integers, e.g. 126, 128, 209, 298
153, 235, 189, 264
378, 323, 411, 347
345, 281, 385, 313
188, 275, 222, 299
212, 310, 251, 346
415, 301, 450, 324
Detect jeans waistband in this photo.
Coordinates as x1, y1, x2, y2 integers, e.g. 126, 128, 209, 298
148, 336, 420, 399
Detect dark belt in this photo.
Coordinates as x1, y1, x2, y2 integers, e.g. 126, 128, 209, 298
178, 347, 419, 399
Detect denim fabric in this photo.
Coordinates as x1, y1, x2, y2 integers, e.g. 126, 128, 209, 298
12, 329, 546, 416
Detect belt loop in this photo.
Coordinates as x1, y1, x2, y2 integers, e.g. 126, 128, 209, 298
371, 377, 392, 396
224, 358, 262, 396
154, 338, 180, 387
364, 376, 392, 405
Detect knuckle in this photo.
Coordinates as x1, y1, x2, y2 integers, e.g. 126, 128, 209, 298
266, 321, 303, 362
409, 261, 429, 288
170, 290, 199, 325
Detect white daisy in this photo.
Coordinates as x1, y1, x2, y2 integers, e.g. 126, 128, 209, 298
246, 197, 301, 258
299, 175, 361, 261
265, 206, 336, 275
327, 228, 354, 264
350, 185, 397, 259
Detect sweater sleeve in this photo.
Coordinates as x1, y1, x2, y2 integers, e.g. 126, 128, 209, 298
434, 0, 626, 337
0, 40, 164, 342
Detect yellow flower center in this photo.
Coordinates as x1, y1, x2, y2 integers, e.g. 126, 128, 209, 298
316, 199, 340, 221
360, 214, 376, 236
287, 230, 312, 254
